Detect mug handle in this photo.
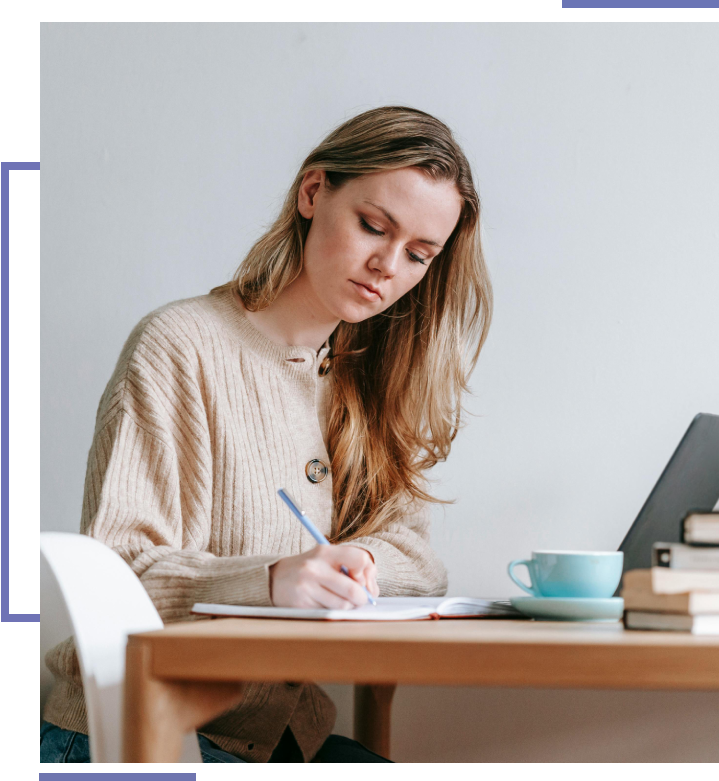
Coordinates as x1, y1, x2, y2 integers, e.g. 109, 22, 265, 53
507, 559, 538, 596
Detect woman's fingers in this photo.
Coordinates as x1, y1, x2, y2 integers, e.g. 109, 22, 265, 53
308, 582, 357, 610
331, 547, 380, 602
327, 545, 380, 600
352, 554, 379, 597
331, 545, 375, 579
348, 559, 379, 597
318, 564, 371, 607
366, 568, 380, 598
269, 544, 379, 608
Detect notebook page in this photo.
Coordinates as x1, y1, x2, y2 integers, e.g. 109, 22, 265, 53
192, 596, 518, 620
192, 601, 433, 620
435, 597, 518, 616
364, 597, 517, 616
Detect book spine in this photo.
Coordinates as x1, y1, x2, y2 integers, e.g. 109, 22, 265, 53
652, 543, 719, 570
624, 611, 693, 632
622, 590, 691, 613
651, 567, 719, 594
681, 512, 719, 546
622, 590, 719, 614
620, 569, 652, 593
682, 532, 719, 547
626, 612, 719, 635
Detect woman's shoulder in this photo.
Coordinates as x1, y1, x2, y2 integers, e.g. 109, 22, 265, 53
120, 290, 230, 362
134, 290, 221, 336
96, 292, 228, 429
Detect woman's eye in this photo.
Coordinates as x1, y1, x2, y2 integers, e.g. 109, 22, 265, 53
359, 217, 427, 265
359, 217, 384, 236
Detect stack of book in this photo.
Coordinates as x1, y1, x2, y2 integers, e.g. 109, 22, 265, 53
622, 510, 719, 634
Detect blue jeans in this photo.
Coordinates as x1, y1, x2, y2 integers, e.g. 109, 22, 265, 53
40, 720, 391, 763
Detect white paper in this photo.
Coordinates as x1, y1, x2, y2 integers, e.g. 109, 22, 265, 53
191, 596, 519, 621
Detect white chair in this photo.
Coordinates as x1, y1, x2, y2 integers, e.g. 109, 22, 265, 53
40, 531, 202, 763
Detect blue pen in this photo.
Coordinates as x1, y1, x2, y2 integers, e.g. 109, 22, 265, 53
277, 488, 377, 606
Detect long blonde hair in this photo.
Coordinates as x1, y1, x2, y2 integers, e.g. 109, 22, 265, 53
211, 106, 492, 541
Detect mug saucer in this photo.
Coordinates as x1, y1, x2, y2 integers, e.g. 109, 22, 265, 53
510, 596, 624, 622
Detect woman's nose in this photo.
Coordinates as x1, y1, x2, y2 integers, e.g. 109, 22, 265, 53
376, 245, 402, 276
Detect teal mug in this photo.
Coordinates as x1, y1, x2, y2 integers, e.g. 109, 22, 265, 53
507, 550, 623, 598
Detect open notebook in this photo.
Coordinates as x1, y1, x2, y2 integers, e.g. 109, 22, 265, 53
191, 596, 521, 621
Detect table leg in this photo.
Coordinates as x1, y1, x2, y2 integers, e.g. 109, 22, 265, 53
123, 638, 245, 762
353, 684, 396, 760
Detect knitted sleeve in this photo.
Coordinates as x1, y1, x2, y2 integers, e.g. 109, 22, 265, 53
80, 313, 281, 622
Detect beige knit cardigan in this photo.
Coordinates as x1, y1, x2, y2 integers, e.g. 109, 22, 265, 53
43, 286, 448, 762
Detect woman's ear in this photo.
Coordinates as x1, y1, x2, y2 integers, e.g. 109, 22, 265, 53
298, 170, 325, 219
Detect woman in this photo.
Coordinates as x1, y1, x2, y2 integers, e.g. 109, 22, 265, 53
40, 105, 492, 763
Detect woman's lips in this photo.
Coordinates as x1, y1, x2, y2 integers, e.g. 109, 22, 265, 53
351, 281, 380, 301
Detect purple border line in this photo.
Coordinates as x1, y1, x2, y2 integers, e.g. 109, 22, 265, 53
563, 2, 719, 6
1, 161, 41, 623
40, 775, 196, 780
40, 775, 197, 780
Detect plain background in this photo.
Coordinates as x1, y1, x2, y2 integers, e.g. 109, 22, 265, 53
40, 23, 719, 761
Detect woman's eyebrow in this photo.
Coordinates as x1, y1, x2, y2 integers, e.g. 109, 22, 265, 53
362, 199, 444, 249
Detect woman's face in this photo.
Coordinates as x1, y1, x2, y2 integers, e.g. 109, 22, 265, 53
296, 167, 463, 324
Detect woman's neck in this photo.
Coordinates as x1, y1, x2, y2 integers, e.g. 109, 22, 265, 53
232, 283, 339, 353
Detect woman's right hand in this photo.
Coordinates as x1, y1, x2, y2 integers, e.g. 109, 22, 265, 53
269, 545, 379, 609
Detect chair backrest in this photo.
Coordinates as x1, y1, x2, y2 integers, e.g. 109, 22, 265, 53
41, 550, 74, 716
40, 532, 201, 763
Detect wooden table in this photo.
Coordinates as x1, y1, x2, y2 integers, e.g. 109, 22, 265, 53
123, 618, 719, 762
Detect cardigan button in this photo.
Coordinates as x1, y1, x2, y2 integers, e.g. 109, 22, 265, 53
305, 459, 329, 483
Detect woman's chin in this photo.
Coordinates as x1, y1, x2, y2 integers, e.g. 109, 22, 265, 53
337, 303, 379, 323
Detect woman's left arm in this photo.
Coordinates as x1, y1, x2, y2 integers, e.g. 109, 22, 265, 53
339, 499, 448, 597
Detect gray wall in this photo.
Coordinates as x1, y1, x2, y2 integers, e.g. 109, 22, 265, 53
41, 23, 719, 761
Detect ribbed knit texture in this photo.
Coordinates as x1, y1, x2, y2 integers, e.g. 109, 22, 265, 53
43, 286, 448, 762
